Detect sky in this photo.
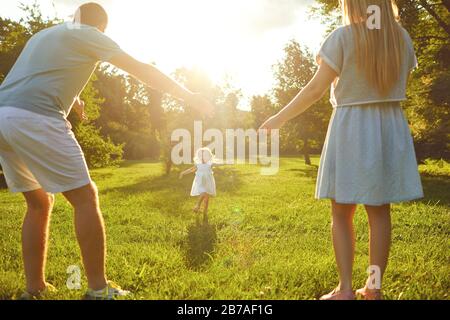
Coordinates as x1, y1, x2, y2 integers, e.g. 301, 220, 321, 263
2, 0, 327, 107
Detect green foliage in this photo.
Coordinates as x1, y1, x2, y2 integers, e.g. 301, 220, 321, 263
159, 67, 254, 173
0, 3, 59, 77
74, 123, 123, 169
419, 158, 450, 177
252, 40, 332, 162
250, 95, 277, 127
94, 69, 160, 160
275, 41, 332, 157
67, 78, 124, 168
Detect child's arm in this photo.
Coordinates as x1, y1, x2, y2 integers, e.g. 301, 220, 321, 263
211, 160, 226, 168
259, 62, 337, 130
179, 166, 196, 179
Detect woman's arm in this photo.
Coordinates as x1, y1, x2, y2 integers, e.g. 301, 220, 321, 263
259, 62, 338, 130
179, 166, 196, 179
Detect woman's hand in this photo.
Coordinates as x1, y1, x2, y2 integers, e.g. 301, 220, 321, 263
179, 172, 184, 180
259, 114, 285, 131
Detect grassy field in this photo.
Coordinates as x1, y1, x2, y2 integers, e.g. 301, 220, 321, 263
0, 157, 449, 300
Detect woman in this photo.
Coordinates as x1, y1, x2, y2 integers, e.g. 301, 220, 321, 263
260, 0, 423, 300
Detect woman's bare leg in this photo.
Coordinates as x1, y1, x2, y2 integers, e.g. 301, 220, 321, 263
364, 204, 391, 291
331, 201, 357, 292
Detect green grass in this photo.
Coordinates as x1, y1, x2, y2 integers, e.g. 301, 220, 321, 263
0, 157, 449, 300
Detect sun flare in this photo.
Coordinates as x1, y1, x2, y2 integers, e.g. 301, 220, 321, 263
106, 0, 325, 98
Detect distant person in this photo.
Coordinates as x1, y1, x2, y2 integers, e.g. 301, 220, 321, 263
0, 2, 213, 300
179, 148, 217, 218
260, 0, 423, 300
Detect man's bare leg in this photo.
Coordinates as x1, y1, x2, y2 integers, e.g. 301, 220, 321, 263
22, 189, 54, 295
63, 183, 107, 291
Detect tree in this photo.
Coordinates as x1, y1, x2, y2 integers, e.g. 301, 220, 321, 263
0, 3, 57, 77
272, 40, 332, 164
251, 95, 277, 128
94, 68, 160, 160
68, 76, 123, 168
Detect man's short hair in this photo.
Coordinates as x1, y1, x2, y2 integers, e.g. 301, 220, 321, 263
75, 2, 108, 28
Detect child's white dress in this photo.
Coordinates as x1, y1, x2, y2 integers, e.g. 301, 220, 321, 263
315, 25, 424, 205
191, 163, 216, 197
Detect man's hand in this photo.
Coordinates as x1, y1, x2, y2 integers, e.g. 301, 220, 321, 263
73, 97, 88, 122
186, 93, 215, 118
259, 114, 285, 132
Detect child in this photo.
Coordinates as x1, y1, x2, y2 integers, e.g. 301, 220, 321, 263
179, 148, 217, 216
260, 0, 423, 300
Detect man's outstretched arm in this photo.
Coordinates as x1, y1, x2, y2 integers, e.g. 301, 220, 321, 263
109, 52, 213, 115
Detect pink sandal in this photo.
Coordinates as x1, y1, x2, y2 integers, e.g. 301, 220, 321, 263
320, 288, 355, 300
356, 288, 383, 300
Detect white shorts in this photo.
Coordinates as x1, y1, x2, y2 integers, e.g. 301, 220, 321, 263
0, 107, 91, 193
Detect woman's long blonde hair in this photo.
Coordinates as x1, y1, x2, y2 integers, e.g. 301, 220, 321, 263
341, 0, 404, 96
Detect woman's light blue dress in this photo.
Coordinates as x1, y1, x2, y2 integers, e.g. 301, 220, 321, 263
315, 25, 424, 205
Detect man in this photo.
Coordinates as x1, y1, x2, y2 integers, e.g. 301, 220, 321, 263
0, 2, 213, 300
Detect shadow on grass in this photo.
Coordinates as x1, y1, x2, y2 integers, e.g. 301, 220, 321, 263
99, 172, 189, 217
99, 166, 244, 218
185, 214, 217, 270
287, 165, 319, 179
212, 167, 244, 194
118, 160, 162, 168
420, 175, 450, 206
100, 166, 244, 197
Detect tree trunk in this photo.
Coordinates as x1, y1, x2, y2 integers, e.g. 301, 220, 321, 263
303, 138, 311, 166
0, 174, 7, 189
165, 157, 172, 175
420, 0, 450, 37
442, 0, 450, 12
162, 130, 172, 175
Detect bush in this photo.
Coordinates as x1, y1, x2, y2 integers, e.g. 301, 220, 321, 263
419, 158, 450, 177
75, 124, 123, 168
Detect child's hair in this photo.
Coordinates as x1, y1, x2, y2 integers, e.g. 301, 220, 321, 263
341, 0, 404, 96
194, 147, 215, 164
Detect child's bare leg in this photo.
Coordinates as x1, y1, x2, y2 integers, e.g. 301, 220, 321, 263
194, 194, 206, 212
203, 195, 210, 217
331, 200, 357, 292
364, 204, 391, 291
